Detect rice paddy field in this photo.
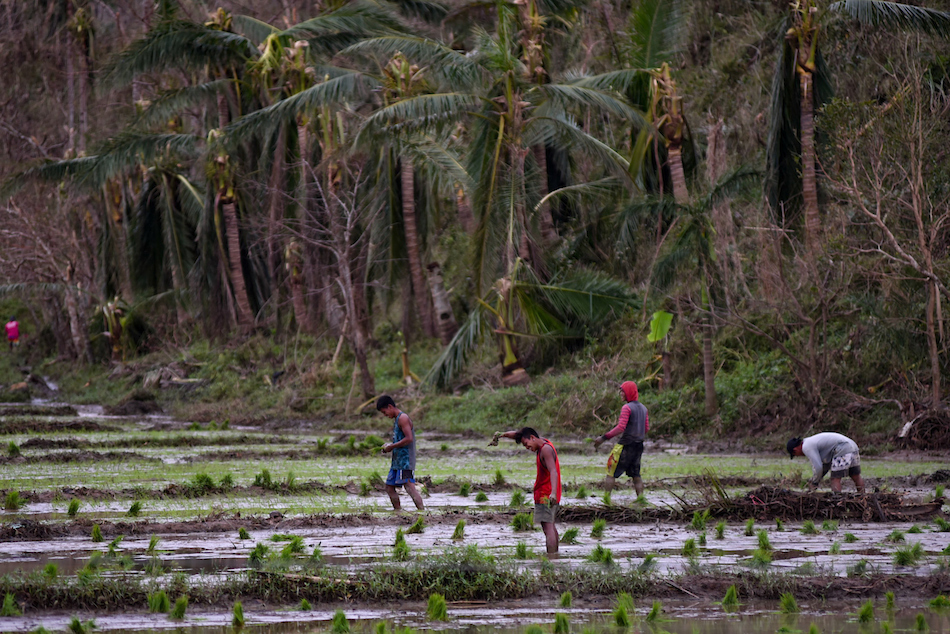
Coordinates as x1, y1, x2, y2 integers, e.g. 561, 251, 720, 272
0, 401, 948, 633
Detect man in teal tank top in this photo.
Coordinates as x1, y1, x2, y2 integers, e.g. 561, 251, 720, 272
376, 395, 424, 512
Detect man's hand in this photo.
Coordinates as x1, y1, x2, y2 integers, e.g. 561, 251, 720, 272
381, 443, 393, 453
592, 435, 605, 449
488, 431, 502, 447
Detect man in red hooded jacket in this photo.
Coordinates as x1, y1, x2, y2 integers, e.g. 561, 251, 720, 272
594, 381, 648, 495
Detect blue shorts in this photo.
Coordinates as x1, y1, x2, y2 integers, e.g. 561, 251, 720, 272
386, 468, 415, 487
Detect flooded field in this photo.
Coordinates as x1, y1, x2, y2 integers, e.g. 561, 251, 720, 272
0, 402, 948, 633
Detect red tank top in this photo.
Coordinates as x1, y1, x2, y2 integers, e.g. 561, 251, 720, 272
534, 439, 562, 504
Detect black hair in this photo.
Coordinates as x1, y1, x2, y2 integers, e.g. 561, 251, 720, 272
513, 426, 540, 443
376, 395, 396, 411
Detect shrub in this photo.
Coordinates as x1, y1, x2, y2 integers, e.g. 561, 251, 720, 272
1, 593, 21, 617
332, 610, 349, 634
511, 513, 534, 531
591, 519, 606, 539
170, 596, 188, 620
560, 527, 579, 544
148, 591, 170, 613
929, 595, 950, 609
67, 499, 80, 517
475, 491, 489, 502
427, 594, 447, 621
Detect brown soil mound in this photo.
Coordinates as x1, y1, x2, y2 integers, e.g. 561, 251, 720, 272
0, 404, 78, 417
0, 420, 119, 434
0, 450, 159, 465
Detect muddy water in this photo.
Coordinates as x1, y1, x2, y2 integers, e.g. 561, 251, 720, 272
1, 599, 948, 633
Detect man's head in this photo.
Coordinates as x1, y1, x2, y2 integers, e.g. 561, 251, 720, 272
787, 437, 803, 459
376, 395, 399, 418
621, 381, 639, 402
513, 427, 544, 451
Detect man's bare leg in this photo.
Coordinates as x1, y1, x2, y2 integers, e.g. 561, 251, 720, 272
604, 476, 615, 493
386, 484, 401, 510
829, 477, 843, 493
541, 521, 559, 555
405, 482, 425, 510
852, 474, 865, 494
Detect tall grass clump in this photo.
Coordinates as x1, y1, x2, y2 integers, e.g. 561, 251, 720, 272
560, 591, 572, 608
232, 602, 244, 627
511, 513, 534, 531
4, 491, 22, 511
67, 499, 80, 517
452, 520, 466, 540
691, 510, 710, 530
510, 491, 526, 507
427, 594, 448, 621
1, 593, 21, 617
475, 491, 489, 502
91, 525, 103, 542
779, 593, 799, 613
560, 527, 579, 544
170, 596, 188, 620
127, 501, 142, 517
407, 517, 425, 534
494, 469, 506, 485
715, 521, 726, 539
587, 544, 613, 565
801, 520, 819, 535
722, 585, 739, 609
894, 543, 924, 566
554, 613, 569, 634
332, 610, 349, 634
591, 519, 606, 539
744, 519, 754, 536
148, 590, 170, 613
515, 542, 530, 559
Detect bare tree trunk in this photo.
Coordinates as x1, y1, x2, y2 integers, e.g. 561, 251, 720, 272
222, 201, 253, 325
267, 125, 287, 325
702, 312, 718, 417
64, 265, 92, 363
66, 30, 76, 154
532, 145, 557, 243
799, 71, 820, 252
400, 158, 435, 338
78, 37, 88, 155
668, 145, 689, 204
427, 262, 458, 345
706, 119, 749, 304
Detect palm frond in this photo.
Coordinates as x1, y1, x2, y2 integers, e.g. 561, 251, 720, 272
0, 282, 71, 296
535, 84, 648, 127
615, 196, 680, 256
530, 114, 631, 182
534, 178, 619, 213
829, 0, 950, 37
627, 0, 684, 69
133, 79, 231, 129
384, 0, 449, 23
229, 14, 279, 45
86, 133, 200, 186
695, 167, 761, 212
342, 36, 484, 88
1, 157, 97, 201
764, 29, 800, 220
400, 137, 474, 191
359, 93, 482, 139
517, 268, 636, 327
280, 1, 404, 40
424, 306, 486, 389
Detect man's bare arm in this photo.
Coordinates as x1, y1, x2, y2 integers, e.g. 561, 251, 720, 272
382, 414, 414, 452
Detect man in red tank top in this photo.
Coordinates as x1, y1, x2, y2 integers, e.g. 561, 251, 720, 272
493, 427, 561, 554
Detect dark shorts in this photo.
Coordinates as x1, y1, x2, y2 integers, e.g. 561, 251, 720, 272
613, 442, 644, 478
386, 468, 415, 487
534, 501, 559, 524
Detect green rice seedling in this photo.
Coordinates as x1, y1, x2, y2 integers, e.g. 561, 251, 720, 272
886, 591, 895, 611
253, 469, 273, 489
800, 520, 819, 535
238, 528, 250, 540
829, 541, 841, 555
515, 542, 530, 559
715, 521, 726, 539
359, 481, 371, 497
916, 613, 927, 631
591, 518, 606, 539
526, 626, 544, 634
885, 529, 905, 543
427, 593, 448, 621
1, 593, 21, 616
280, 536, 305, 557
698, 532, 707, 546
221, 419, 230, 430
91, 524, 103, 542
299, 599, 311, 610
86, 552, 102, 571
75, 568, 96, 586
34, 628, 51, 634
393, 532, 410, 561
332, 610, 349, 634
248, 543, 269, 564
635, 494, 648, 505
602, 490, 612, 506
554, 613, 569, 634
127, 501, 142, 517
67, 499, 80, 517
407, 517, 425, 534
420, 484, 430, 497
930, 595, 950, 608
7, 441, 20, 458
682, 538, 697, 557
144, 557, 164, 575
475, 491, 489, 502
779, 592, 799, 613
560, 527, 579, 544
691, 510, 710, 530
775, 518, 784, 531
375, 622, 387, 634
575, 486, 588, 499
560, 591, 573, 608
458, 483, 471, 497
808, 625, 820, 634
722, 585, 739, 609
757, 530, 772, 551
511, 513, 534, 531
893, 543, 924, 566
857, 600, 874, 623
587, 544, 613, 565
188, 473, 215, 496
43, 563, 58, 579
369, 471, 384, 488
616, 592, 634, 612
750, 548, 772, 566
208, 421, 218, 430
4, 491, 22, 511
147, 535, 160, 554
821, 519, 838, 531
452, 520, 466, 540
944, 544, 950, 555
270, 534, 294, 542
232, 602, 244, 627
310, 546, 323, 564
936, 484, 945, 499
440, 444, 448, 451
744, 518, 755, 536
67, 617, 95, 634
284, 471, 297, 491
638, 553, 657, 572
148, 590, 169, 613
510, 490, 526, 506
170, 596, 188, 620
909, 524, 923, 534
844, 532, 858, 543
847, 559, 869, 577
220, 473, 234, 488
613, 603, 630, 627
394, 528, 406, 547
645, 601, 663, 622
494, 468, 506, 485
188, 422, 202, 431
934, 517, 950, 531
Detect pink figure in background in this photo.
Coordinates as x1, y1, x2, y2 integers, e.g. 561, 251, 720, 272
5, 317, 19, 352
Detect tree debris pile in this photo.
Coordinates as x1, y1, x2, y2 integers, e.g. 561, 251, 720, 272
899, 409, 950, 450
